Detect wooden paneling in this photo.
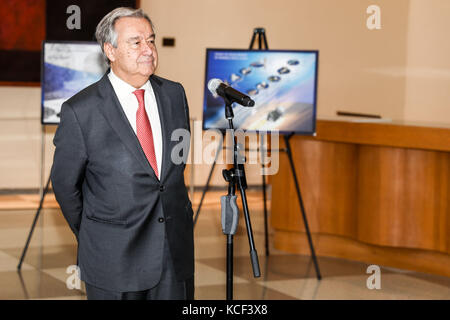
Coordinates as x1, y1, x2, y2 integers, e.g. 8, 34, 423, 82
356, 146, 450, 252
272, 138, 358, 237
271, 120, 450, 276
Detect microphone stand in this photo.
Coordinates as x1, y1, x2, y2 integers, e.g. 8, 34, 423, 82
221, 97, 260, 300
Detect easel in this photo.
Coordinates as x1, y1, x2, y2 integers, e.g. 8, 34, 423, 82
194, 28, 321, 280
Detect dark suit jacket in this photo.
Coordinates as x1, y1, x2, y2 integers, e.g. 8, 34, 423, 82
50, 73, 194, 292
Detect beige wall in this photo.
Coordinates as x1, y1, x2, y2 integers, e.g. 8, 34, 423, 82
0, 0, 449, 189
142, 0, 412, 187
404, 0, 450, 124
143, 0, 410, 120
0, 87, 55, 189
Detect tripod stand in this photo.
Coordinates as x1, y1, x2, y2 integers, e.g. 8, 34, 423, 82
193, 28, 271, 257
220, 97, 260, 300
196, 27, 321, 286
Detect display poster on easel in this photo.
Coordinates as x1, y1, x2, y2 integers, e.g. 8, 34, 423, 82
202, 49, 319, 135
41, 41, 108, 125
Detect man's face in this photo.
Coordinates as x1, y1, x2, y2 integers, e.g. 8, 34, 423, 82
105, 17, 158, 86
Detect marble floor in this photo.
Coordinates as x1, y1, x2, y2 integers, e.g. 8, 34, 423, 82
0, 190, 449, 300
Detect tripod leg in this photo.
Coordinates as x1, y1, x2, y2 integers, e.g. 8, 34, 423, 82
17, 174, 51, 271
284, 135, 322, 280
226, 234, 233, 300
193, 136, 224, 227
238, 181, 261, 278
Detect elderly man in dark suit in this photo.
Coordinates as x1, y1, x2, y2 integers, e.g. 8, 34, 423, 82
50, 7, 194, 300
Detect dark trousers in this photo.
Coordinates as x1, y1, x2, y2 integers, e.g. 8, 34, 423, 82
85, 236, 194, 300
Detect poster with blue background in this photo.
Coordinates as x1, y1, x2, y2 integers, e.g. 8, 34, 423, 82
203, 49, 318, 134
41, 41, 107, 124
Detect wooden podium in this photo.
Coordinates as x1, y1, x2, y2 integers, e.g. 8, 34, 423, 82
270, 118, 450, 277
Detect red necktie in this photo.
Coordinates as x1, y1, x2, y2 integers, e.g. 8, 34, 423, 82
133, 89, 159, 179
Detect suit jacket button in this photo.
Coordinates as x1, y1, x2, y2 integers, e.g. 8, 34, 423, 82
158, 217, 165, 223
159, 185, 165, 192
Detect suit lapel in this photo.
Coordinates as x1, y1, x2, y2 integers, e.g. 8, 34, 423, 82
150, 75, 171, 182
96, 74, 157, 179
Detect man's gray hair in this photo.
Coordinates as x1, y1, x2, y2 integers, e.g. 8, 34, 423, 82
95, 7, 154, 64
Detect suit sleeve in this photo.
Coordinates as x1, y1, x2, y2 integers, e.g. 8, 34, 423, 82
50, 102, 88, 240
178, 83, 191, 167
177, 82, 190, 133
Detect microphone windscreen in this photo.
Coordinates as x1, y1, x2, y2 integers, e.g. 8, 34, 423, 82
207, 78, 222, 97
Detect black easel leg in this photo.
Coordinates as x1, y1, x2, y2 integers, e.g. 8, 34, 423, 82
284, 134, 322, 280
248, 30, 257, 50
193, 159, 216, 227
250, 29, 269, 256
17, 174, 51, 271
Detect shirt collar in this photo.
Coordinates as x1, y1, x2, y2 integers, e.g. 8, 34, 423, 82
108, 69, 150, 95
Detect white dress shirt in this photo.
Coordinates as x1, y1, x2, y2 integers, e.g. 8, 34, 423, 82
108, 70, 162, 178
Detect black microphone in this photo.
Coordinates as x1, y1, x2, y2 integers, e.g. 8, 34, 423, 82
208, 78, 255, 107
